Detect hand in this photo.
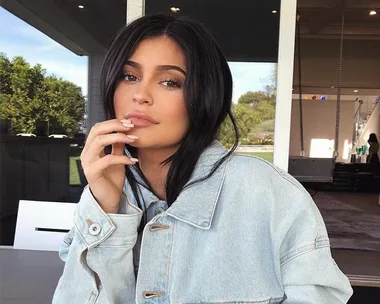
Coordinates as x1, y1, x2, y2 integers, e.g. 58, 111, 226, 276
80, 119, 138, 213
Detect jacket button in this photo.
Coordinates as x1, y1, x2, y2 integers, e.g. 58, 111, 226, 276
89, 222, 101, 236
149, 224, 169, 232
143, 291, 165, 299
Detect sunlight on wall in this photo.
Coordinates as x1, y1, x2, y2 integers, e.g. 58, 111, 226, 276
310, 138, 351, 161
342, 139, 352, 161
310, 139, 334, 158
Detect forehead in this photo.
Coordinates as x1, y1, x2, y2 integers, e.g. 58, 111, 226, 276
128, 36, 186, 69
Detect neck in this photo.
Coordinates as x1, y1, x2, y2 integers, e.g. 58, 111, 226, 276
137, 146, 178, 201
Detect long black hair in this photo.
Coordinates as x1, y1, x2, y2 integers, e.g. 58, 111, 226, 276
100, 14, 239, 226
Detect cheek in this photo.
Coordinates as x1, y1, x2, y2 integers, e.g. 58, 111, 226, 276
165, 97, 189, 129
113, 86, 131, 118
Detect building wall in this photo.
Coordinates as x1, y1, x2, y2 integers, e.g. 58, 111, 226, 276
355, 103, 380, 149
289, 99, 356, 162
87, 53, 106, 131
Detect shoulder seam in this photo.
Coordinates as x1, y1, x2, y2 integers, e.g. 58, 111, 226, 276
232, 154, 307, 194
280, 237, 330, 266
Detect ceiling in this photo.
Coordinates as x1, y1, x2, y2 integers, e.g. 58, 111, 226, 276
145, 0, 280, 62
1, 0, 281, 61
54, 0, 127, 48
1, 0, 378, 96
4, 0, 378, 57
294, 0, 380, 97
297, 0, 380, 40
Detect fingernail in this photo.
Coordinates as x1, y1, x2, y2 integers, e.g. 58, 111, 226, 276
122, 123, 134, 128
130, 158, 139, 162
120, 119, 131, 124
127, 135, 138, 140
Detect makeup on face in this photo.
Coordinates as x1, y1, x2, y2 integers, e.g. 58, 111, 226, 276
124, 111, 159, 128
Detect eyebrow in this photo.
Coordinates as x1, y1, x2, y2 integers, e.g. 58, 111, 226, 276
126, 60, 187, 76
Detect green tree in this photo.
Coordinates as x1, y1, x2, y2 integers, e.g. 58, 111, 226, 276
253, 100, 276, 121
219, 103, 257, 146
220, 64, 278, 147
0, 53, 85, 136
238, 91, 269, 108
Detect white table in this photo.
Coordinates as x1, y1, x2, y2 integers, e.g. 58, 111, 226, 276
0, 247, 64, 304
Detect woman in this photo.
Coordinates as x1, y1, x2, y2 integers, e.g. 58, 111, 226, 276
53, 15, 352, 303
367, 133, 379, 163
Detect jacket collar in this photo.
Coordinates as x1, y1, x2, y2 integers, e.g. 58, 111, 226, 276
126, 141, 229, 230
165, 141, 229, 230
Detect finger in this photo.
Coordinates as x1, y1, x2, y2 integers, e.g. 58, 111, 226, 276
112, 134, 138, 156
83, 119, 134, 155
84, 133, 137, 165
112, 142, 126, 156
86, 154, 138, 179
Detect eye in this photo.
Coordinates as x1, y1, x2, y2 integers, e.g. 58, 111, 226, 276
160, 79, 182, 89
123, 73, 138, 82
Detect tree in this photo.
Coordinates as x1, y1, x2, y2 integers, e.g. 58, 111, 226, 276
219, 103, 257, 146
238, 91, 269, 108
219, 64, 278, 147
0, 53, 85, 136
253, 100, 276, 121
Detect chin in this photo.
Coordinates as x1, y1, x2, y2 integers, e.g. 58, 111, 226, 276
126, 140, 146, 149
126, 138, 182, 151
127, 138, 159, 149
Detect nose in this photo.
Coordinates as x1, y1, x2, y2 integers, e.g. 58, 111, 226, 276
132, 83, 153, 105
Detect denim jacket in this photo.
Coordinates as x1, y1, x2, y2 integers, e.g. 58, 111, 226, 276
53, 142, 353, 303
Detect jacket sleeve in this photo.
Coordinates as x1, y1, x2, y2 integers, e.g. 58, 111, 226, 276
278, 183, 353, 304
53, 186, 143, 304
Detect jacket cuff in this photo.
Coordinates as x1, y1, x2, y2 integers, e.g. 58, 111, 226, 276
74, 186, 142, 249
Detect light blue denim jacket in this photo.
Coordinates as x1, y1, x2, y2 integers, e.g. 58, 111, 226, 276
53, 142, 353, 303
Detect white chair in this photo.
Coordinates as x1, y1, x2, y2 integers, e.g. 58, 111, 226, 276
14, 200, 76, 251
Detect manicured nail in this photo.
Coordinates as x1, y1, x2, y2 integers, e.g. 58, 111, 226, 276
122, 123, 134, 128
130, 158, 139, 162
120, 119, 131, 124
127, 135, 138, 140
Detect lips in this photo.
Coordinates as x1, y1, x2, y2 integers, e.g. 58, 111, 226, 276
125, 112, 159, 127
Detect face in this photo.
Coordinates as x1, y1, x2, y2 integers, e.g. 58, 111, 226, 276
114, 36, 189, 151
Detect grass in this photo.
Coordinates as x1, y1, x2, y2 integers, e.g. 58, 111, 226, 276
70, 156, 81, 186
69, 152, 274, 185
241, 152, 274, 163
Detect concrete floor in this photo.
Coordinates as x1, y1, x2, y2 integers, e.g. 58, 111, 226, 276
315, 192, 380, 302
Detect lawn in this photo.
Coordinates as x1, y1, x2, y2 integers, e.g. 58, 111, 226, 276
241, 152, 274, 163
70, 156, 81, 186
69, 152, 274, 185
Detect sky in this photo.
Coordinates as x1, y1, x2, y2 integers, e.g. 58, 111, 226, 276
0, 7, 275, 102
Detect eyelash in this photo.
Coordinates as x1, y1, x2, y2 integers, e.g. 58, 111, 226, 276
122, 73, 182, 89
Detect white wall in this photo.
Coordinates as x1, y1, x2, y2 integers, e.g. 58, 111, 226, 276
289, 99, 356, 162
356, 103, 380, 149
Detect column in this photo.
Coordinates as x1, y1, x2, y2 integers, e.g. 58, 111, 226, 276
273, 0, 298, 171
127, 0, 145, 23
87, 53, 106, 132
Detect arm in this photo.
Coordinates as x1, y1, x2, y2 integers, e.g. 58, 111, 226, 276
278, 188, 353, 303
368, 143, 374, 161
53, 186, 142, 304
281, 244, 352, 303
